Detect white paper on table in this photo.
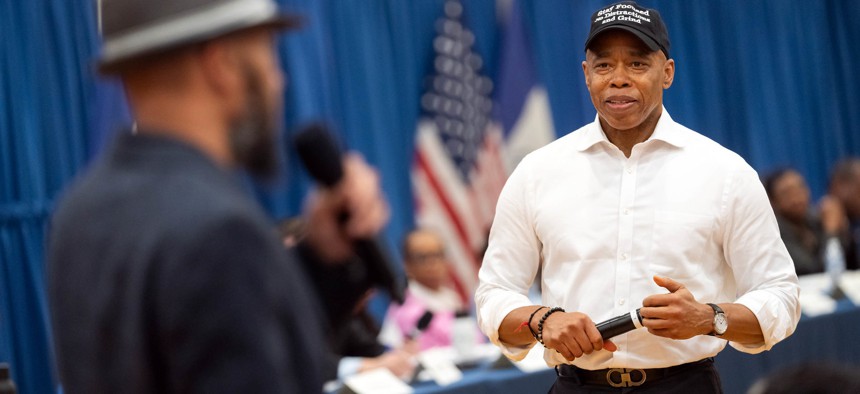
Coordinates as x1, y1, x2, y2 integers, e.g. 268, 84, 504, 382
417, 347, 463, 386
796, 271, 860, 315
454, 343, 501, 365
512, 343, 551, 373
797, 273, 830, 294
839, 271, 860, 305
341, 368, 413, 394
798, 289, 837, 317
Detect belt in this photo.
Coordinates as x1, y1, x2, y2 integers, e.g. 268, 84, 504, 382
554, 358, 714, 388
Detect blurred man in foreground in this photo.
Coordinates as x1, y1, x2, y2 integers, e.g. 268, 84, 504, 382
47, 0, 388, 392
278, 218, 417, 382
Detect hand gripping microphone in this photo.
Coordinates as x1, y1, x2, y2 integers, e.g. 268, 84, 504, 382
293, 124, 405, 304
595, 308, 644, 340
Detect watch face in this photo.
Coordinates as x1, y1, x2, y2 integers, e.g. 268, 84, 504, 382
714, 313, 728, 335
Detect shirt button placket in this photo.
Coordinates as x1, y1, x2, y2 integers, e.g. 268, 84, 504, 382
615, 162, 636, 320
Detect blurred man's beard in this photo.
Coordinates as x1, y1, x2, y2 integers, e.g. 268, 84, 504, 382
229, 65, 278, 178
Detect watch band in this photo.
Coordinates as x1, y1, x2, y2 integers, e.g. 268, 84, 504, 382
707, 303, 724, 315
707, 303, 727, 336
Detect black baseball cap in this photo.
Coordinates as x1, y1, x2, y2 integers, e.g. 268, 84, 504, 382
584, 1, 670, 59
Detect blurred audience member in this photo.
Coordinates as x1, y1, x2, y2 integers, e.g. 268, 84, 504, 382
829, 158, 860, 270
748, 363, 860, 394
380, 229, 465, 350
327, 293, 417, 382
277, 219, 417, 381
764, 168, 848, 275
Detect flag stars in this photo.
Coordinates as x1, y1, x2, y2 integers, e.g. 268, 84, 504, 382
433, 76, 464, 98
444, 0, 462, 18
439, 20, 462, 39
423, 0, 494, 181
434, 37, 464, 58
467, 54, 482, 70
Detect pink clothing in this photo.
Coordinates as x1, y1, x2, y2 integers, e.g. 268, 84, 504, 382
387, 290, 455, 350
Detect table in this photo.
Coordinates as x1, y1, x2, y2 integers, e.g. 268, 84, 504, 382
414, 273, 860, 394
714, 299, 860, 393
412, 362, 555, 394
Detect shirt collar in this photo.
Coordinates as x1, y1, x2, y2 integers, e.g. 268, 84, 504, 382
574, 106, 687, 152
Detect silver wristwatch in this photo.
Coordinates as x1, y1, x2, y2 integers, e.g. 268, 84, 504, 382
707, 303, 727, 336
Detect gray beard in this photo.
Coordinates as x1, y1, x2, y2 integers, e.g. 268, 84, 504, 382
228, 66, 278, 178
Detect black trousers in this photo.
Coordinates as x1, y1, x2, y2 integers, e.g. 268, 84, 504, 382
549, 361, 723, 394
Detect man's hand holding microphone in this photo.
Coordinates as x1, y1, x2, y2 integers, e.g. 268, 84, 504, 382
521, 275, 721, 361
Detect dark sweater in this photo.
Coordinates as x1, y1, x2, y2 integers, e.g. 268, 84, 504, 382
48, 132, 367, 393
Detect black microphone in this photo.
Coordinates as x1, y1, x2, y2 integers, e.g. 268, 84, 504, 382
410, 310, 434, 339
407, 310, 435, 383
293, 124, 405, 304
595, 308, 643, 340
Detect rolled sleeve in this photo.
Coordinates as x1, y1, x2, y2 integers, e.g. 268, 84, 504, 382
476, 284, 535, 360
723, 166, 801, 353
732, 285, 800, 353
475, 157, 543, 361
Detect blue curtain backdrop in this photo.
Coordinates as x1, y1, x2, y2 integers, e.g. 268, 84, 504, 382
2, 0, 860, 392
0, 0, 110, 392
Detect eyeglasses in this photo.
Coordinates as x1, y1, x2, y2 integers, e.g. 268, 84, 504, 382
406, 251, 446, 264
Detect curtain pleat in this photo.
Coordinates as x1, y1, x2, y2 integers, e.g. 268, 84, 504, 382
1, 0, 105, 392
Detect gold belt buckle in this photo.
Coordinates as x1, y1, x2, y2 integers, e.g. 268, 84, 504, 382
606, 368, 647, 387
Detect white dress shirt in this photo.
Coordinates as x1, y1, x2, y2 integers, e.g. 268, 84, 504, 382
475, 109, 800, 369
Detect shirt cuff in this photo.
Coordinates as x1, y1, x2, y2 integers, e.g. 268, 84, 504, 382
732, 287, 800, 354
477, 289, 536, 361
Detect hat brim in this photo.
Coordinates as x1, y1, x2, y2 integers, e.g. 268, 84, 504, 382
584, 24, 665, 58
97, 11, 302, 75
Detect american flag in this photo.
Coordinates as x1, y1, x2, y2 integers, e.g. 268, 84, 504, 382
411, 0, 508, 303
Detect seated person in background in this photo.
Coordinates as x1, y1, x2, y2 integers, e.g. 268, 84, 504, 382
380, 228, 465, 350
763, 168, 848, 275
327, 292, 417, 381
749, 363, 860, 394
828, 158, 860, 270
278, 218, 416, 381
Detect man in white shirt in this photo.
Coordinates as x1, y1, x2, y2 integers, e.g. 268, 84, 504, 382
475, 2, 800, 392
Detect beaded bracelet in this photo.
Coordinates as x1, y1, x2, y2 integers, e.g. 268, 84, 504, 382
526, 306, 547, 341
536, 307, 565, 345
